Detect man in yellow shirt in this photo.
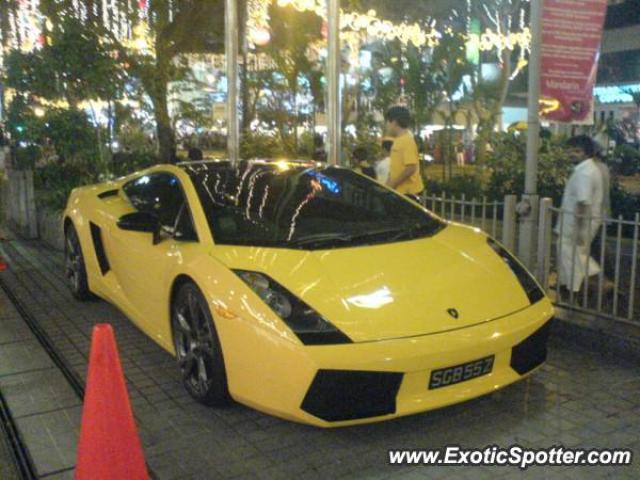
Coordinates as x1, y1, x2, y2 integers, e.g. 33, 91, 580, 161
384, 106, 424, 196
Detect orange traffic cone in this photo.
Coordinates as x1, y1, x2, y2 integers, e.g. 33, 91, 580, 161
75, 324, 149, 480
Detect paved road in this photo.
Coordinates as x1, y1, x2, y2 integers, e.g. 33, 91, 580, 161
0, 237, 638, 479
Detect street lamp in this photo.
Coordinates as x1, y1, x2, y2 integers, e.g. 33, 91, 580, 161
327, 0, 341, 166
225, 0, 239, 165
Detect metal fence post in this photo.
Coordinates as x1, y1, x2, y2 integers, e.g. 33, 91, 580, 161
517, 194, 539, 269
502, 194, 517, 251
535, 197, 553, 288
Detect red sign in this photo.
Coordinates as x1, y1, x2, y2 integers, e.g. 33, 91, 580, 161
540, 0, 607, 124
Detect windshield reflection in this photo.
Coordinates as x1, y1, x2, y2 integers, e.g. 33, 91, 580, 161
182, 161, 444, 249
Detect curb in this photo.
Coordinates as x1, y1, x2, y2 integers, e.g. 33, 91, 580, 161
551, 307, 640, 364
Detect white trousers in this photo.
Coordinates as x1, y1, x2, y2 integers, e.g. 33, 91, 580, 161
557, 222, 602, 292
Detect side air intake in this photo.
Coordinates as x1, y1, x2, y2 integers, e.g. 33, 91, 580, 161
89, 223, 110, 275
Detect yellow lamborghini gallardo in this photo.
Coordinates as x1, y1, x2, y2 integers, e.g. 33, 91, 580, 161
63, 159, 553, 427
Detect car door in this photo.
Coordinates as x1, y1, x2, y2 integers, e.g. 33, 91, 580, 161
109, 172, 199, 335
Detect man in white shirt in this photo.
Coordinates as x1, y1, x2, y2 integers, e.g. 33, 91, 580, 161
555, 136, 607, 293
375, 139, 392, 185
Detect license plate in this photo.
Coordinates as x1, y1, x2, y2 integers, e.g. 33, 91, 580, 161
429, 355, 494, 389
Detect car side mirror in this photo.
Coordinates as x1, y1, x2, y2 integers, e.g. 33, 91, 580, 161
117, 211, 161, 244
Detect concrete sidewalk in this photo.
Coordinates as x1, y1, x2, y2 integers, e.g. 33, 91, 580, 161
0, 263, 79, 479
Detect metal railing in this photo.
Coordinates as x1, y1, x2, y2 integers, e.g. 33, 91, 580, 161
422, 193, 518, 252
537, 199, 640, 323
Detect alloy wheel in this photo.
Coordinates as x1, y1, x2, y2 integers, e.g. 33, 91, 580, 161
173, 290, 216, 396
65, 235, 81, 291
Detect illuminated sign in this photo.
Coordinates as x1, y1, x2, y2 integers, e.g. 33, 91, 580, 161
594, 84, 640, 104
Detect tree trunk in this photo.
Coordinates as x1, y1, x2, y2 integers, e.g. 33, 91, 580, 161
107, 100, 113, 154
292, 81, 298, 154
475, 128, 488, 167
470, 31, 515, 168
493, 49, 512, 131
447, 120, 453, 181
150, 51, 176, 164
447, 97, 455, 181
441, 128, 446, 182
241, 48, 250, 132
155, 88, 176, 164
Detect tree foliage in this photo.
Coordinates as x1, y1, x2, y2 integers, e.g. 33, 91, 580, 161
486, 132, 573, 203
29, 0, 226, 162
251, 3, 323, 151
5, 17, 125, 105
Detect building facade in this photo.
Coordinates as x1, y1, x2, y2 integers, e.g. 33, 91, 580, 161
594, 0, 640, 127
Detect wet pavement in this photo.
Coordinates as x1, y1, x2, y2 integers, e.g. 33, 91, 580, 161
0, 237, 638, 479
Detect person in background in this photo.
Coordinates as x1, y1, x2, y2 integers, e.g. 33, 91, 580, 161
351, 146, 376, 179
555, 135, 610, 295
188, 145, 204, 161
384, 106, 424, 197
434, 142, 442, 164
455, 140, 465, 167
375, 139, 393, 185
312, 134, 327, 162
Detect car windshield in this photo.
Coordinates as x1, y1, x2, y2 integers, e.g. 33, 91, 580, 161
183, 162, 445, 250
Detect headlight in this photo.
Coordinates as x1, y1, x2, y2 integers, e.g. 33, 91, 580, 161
487, 238, 545, 304
233, 270, 352, 345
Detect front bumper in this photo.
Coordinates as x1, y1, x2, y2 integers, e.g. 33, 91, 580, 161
222, 299, 554, 427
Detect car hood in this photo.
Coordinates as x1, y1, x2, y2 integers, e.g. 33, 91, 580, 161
211, 225, 533, 342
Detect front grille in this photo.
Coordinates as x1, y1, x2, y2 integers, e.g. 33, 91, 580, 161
510, 321, 552, 375
301, 370, 403, 422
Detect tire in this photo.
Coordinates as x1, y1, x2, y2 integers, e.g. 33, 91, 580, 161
172, 282, 231, 407
65, 224, 92, 301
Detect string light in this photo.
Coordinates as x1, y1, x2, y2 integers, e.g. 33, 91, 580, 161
0, 0, 150, 57
248, 0, 272, 47
267, 0, 529, 52
123, 20, 154, 54
465, 27, 531, 56
1, 0, 532, 93
252, 28, 271, 47
3, 0, 531, 60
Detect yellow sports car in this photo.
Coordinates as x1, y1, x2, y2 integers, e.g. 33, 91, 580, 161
63, 159, 553, 427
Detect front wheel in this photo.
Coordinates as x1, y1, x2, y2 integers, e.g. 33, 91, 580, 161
65, 224, 92, 301
172, 283, 231, 407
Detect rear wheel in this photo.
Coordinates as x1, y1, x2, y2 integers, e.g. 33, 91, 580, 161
65, 224, 92, 301
172, 283, 230, 406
